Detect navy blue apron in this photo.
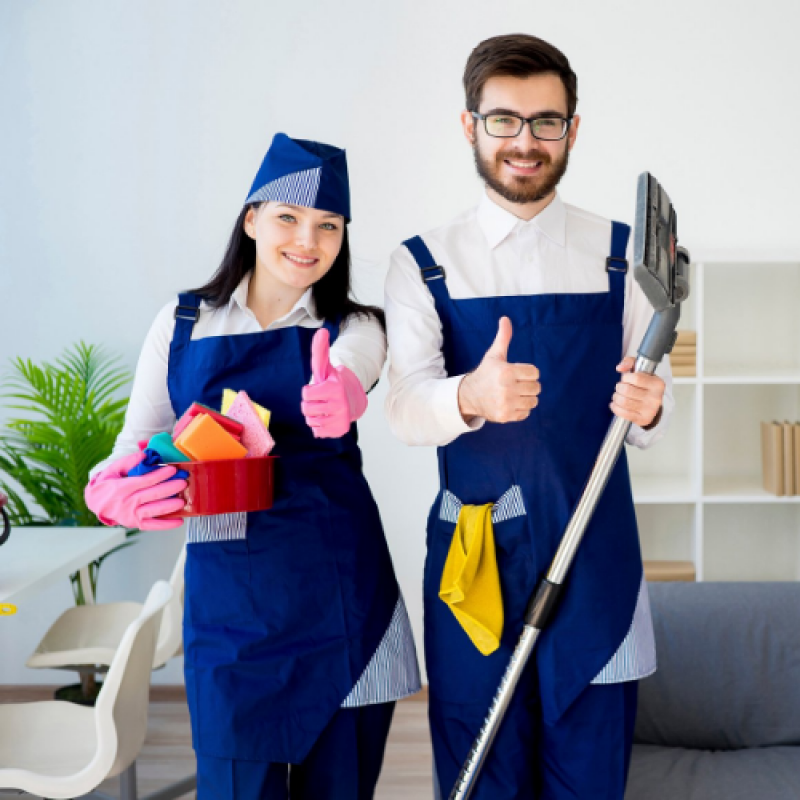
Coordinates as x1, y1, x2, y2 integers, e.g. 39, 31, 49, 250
167, 293, 399, 764
405, 223, 642, 728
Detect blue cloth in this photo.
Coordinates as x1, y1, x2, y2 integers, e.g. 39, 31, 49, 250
245, 133, 351, 220
431, 681, 638, 800
196, 702, 396, 800
147, 431, 190, 464
127, 448, 189, 480
404, 222, 643, 798
167, 293, 399, 764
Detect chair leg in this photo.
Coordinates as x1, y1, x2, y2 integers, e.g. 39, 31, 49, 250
120, 761, 138, 800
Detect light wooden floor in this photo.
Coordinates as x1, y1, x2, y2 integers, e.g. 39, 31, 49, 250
95, 696, 434, 799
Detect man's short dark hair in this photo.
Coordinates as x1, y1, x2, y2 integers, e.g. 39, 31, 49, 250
463, 34, 578, 117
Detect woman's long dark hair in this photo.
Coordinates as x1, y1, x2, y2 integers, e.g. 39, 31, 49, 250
191, 205, 385, 330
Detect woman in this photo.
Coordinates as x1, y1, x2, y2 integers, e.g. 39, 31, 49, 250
85, 133, 420, 799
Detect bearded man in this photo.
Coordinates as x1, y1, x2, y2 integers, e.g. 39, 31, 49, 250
384, 33, 674, 800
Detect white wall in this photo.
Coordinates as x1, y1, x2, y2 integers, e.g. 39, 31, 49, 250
2, 0, 799, 685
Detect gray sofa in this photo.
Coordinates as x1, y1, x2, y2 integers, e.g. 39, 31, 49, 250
626, 582, 800, 800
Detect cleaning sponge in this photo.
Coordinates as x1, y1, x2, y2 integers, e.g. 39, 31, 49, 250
174, 414, 248, 461
173, 402, 244, 440
225, 391, 275, 457
222, 388, 271, 429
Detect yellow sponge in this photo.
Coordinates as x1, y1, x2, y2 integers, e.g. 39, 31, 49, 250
222, 388, 271, 428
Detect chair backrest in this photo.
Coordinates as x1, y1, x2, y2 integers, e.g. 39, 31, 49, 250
635, 581, 800, 750
153, 544, 186, 667
93, 581, 172, 778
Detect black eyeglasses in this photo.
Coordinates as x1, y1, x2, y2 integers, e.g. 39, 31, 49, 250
471, 111, 572, 141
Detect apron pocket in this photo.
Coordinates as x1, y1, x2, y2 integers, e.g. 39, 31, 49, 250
425, 485, 533, 705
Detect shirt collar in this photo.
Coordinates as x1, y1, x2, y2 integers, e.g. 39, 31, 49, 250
228, 272, 320, 323
477, 190, 567, 249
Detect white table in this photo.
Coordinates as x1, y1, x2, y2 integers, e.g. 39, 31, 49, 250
0, 527, 127, 612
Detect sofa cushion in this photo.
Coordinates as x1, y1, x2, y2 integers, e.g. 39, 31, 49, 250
626, 744, 800, 800
634, 582, 800, 749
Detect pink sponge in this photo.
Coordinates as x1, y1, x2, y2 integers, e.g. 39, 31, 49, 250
225, 391, 275, 457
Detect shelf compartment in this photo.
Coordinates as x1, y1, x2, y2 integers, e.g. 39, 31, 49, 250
635, 504, 696, 563
703, 505, 800, 580
703, 262, 800, 378
703, 384, 800, 495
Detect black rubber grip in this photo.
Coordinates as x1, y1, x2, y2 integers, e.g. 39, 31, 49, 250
524, 579, 563, 629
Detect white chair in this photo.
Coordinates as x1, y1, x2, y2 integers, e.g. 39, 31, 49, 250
0, 581, 172, 799
25, 546, 195, 800
27, 546, 186, 673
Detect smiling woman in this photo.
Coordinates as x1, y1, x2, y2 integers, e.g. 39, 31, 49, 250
83, 132, 420, 800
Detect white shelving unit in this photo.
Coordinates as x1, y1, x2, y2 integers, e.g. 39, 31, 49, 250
626, 259, 800, 581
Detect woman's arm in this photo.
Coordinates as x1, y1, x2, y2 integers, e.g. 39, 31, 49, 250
90, 301, 179, 476
329, 311, 387, 393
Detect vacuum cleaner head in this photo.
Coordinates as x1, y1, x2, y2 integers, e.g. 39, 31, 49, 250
633, 172, 690, 312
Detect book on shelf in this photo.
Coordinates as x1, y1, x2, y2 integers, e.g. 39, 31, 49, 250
784, 422, 795, 497
671, 365, 696, 377
671, 344, 696, 356
795, 423, 800, 495
761, 420, 784, 496
675, 330, 697, 345
670, 355, 696, 367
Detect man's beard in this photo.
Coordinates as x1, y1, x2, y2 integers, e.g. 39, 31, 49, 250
473, 139, 570, 205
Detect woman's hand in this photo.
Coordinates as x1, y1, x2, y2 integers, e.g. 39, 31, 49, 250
84, 451, 187, 530
301, 328, 368, 438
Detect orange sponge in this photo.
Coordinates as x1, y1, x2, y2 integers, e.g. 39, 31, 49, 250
174, 413, 248, 461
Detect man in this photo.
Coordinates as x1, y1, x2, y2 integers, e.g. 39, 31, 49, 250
384, 34, 673, 799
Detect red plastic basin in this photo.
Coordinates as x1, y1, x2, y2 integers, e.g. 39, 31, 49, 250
161, 456, 276, 518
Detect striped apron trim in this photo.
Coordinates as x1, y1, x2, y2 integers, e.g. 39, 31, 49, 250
341, 593, 422, 708
591, 575, 657, 684
245, 167, 322, 207
439, 485, 527, 525
186, 512, 247, 544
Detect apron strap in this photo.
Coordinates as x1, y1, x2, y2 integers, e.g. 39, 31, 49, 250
606, 221, 630, 319
403, 236, 451, 315
173, 292, 203, 347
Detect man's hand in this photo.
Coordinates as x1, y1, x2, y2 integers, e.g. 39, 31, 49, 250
611, 356, 664, 429
458, 317, 541, 424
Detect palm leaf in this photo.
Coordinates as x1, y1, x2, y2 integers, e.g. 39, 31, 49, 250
0, 342, 137, 594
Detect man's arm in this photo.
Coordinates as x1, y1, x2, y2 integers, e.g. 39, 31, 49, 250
384, 244, 483, 447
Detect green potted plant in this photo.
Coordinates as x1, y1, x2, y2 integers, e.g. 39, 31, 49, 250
0, 342, 133, 702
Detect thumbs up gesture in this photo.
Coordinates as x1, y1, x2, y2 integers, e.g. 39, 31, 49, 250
301, 328, 369, 438
457, 317, 541, 424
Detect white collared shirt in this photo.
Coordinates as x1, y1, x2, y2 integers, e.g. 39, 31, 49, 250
97, 272, 387, 471
384, 191, 674, 448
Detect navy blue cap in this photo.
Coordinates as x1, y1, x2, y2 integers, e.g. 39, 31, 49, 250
245, 133, 351, 221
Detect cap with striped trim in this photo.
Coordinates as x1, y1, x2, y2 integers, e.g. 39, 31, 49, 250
245, 133, 351, 221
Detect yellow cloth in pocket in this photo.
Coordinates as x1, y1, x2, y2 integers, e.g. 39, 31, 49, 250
439, 502, 503, 656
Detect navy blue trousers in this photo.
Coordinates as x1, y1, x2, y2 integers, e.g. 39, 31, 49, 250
196, 702, 396, 800
431, 680, 638, 800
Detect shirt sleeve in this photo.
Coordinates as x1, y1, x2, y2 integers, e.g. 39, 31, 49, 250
329, 311, 387, 393
384, 243, 483, 447
89, 301, 179, 476
622, 241, 675, 449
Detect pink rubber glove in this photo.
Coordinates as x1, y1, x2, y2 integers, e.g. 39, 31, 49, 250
301, 328, 368, 438
84, 451, 187, 530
